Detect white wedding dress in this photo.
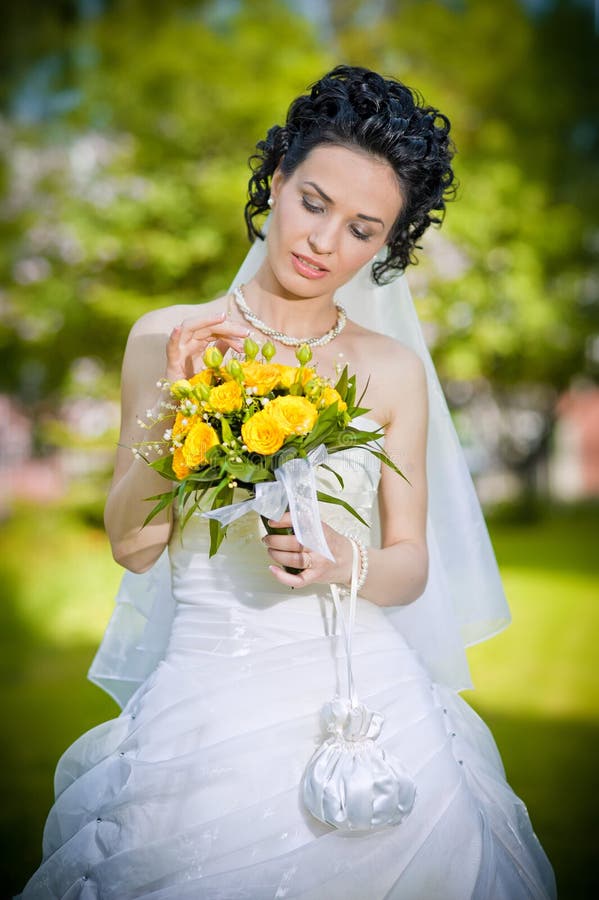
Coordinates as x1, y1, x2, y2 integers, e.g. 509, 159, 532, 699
19, 419, 556, 899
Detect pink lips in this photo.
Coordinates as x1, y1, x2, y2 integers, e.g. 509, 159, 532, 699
291, 252, 329, 279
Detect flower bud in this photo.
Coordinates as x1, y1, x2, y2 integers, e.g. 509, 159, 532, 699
244, 336, 260, 360
261, 341, 276, 361
226, 358, 244, 381
195, 382, 212, 401
203, 346, 223, 369
170, 379, 193, 399
303, 378, 319, 397
295, 343, 312, 365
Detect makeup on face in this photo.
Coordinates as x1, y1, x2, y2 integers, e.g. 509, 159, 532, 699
266, 145, 404, 299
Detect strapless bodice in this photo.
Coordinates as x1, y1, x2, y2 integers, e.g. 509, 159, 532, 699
166, 420, 392, 663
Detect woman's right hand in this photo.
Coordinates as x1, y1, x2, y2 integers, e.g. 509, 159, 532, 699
165, 310, 251, 381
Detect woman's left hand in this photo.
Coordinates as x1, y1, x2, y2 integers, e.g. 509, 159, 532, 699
262, 512, 353, 589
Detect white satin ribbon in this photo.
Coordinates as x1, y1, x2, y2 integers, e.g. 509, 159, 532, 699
202, 443, 335, 561
302, 540, 417, 831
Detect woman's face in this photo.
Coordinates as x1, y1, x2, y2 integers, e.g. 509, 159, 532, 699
265, 144, 404, 299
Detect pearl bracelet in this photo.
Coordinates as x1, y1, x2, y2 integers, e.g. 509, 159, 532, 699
345, 534, 369, 594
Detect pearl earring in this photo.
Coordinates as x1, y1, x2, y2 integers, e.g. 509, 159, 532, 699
268, 197, 274, 208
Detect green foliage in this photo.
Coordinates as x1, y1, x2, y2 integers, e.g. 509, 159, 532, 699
0, 1, 331, 406
334, 0, 598, 388
1, 0, 597, 432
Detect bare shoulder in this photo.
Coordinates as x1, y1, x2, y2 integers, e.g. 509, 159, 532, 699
348, 320, 425, 384
341, 320, 427, 425
128, 293, 231, 339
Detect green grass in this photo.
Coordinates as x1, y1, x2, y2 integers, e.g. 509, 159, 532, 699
1, 499, 597, 898
0, 502, 120, 896
464, 503, 599, 900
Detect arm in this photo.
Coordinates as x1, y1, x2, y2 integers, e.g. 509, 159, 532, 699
104, 312, 178, 574
264, 348, 429, 606
105, 305, 251, 573
360, 350, 429, 606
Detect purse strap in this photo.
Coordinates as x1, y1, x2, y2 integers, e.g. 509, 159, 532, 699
329, 539, 360, 708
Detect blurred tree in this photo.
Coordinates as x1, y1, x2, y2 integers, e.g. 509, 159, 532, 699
330, 0, 598, 489
333, 0, 598, 386
0, 0, 330, 411
0, 0, 597, 490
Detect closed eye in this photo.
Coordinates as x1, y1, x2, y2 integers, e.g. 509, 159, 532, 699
350, 226, 371, 242
301, 196, 324, 214
301, 196, 372, 242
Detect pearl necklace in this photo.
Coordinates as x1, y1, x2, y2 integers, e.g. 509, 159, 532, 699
233, 285, 347, 348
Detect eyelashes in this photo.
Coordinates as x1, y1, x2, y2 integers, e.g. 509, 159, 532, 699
300, 196, 371, 242
301, 196, 324, 215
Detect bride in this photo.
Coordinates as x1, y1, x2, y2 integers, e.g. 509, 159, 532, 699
19, 66, 556, 898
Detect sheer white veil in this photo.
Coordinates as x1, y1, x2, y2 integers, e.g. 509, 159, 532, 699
89, 228, 510, 707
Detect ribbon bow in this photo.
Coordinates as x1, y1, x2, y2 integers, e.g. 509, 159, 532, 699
202, 444, 334, 561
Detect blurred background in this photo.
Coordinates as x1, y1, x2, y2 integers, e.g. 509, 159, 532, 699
0, 0, 597, 896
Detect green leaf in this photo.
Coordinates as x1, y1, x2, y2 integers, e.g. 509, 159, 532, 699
345, 373, 357, 408
147, 454, 177, 479
354, 375, 371, 410
207, 481, 234, 557
225, 459, 272, 482
143, 489, 176, 503
301, 404, 341, 451
220, 417, 233, 443
367, 448, 411, 484
141, 490, 174, 528
317, 491, 369, 527
318, 462, 344, 489
334, 365, 348, 399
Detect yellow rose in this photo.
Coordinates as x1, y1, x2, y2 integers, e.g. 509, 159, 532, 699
189, 369, 214, 387
241, 409, 286, 455
240, 361, 281, 396
182, 421, 220, 468
319, 386, 347, 412
275, 365, 296, 389
277, 365, 316, 389
266, 395, 318, 436
189, 368, 232, 387
172, 412, 198, 441
207, 381, 243, 413
172, 446, 191, 480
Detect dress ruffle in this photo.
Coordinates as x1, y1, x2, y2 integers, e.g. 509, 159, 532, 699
19, 445, 556, 899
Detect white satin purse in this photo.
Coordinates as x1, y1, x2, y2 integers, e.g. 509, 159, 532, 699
302, 542, 417, 832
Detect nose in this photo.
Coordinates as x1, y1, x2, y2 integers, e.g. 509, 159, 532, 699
308, 222, 336, 256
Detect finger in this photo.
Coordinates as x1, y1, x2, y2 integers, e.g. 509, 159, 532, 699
268, 565, 309, 589
262, 533, 302, 552
179, 319, 250, 343
166, 326, 182, 354
213, 337, 234, 357
178, 334, 247, 356
267, 513, 293, 529
265, 548, 308, 570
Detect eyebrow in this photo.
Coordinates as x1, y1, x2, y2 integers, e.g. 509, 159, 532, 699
302, 181, 385, 227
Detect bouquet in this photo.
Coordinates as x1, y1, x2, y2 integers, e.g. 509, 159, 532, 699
134, 337, 405, 564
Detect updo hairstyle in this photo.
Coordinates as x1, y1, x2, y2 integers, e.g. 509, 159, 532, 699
245, 65, 456, 284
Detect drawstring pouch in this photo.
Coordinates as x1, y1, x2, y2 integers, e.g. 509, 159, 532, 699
302, 541, 417, 832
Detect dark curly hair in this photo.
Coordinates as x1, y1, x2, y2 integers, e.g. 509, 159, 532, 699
245, 65, 456, 284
